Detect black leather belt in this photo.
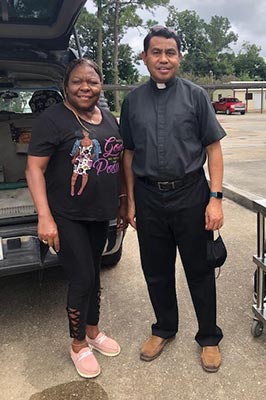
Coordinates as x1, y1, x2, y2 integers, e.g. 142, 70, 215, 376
138, 169, 203, 191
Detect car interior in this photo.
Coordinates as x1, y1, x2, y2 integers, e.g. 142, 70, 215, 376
0, 89, 63, 186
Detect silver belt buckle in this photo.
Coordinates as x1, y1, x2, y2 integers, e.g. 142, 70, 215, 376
157, 181, 166, 190
170, 181, 176, 189
158, 181, 175, 190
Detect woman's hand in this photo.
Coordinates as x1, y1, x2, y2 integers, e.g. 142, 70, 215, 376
38, 215, 60, 252
26, 155, 60, 251
117, 196, 128, 231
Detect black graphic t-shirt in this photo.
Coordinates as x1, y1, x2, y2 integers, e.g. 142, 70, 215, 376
28, 102, 123, 221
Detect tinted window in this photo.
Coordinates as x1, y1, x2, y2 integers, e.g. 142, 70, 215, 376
0, 89, 62, 113
2, 0, 64, 25
222, 98, 239, 102
0, 90, 34, 113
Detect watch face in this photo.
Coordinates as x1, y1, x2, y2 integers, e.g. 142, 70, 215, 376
210, 192, 223, 199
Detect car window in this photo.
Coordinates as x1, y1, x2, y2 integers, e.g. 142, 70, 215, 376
3, 0, 64, 25
224, 98, 240, 102
0, 89, 62, 113
0, 90, 31, 113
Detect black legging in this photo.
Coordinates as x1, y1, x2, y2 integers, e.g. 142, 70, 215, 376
54, 215, 109, 340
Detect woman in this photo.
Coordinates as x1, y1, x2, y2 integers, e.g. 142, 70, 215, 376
26, 58, 127, 379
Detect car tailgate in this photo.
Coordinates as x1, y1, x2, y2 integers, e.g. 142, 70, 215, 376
0, 186, 57, 276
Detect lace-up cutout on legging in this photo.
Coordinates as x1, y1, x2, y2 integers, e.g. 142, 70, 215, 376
67, 307, 84, 340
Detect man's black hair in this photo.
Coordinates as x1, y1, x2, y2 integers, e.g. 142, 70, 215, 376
143, 25, 181, 53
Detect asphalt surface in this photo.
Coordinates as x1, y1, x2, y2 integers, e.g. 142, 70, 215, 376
218, 113, 266, 209
1, 112, 266, 400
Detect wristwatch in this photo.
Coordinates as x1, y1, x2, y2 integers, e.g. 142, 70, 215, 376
210, 191, 223, 199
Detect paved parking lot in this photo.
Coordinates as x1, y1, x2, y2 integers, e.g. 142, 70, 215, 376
218, 113, 266, 204
0, 112, 266, 400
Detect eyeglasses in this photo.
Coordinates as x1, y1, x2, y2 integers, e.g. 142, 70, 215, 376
150, 25, 177, 35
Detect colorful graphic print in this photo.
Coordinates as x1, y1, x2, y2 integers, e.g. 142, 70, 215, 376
69, 132, 123, 196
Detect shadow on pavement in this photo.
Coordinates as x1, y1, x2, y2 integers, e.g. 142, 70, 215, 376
29, 380, 108, 400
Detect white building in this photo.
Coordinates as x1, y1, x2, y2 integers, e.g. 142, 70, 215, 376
212, 81, 266, 112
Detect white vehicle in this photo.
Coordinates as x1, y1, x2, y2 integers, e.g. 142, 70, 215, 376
0, 0, 124, 276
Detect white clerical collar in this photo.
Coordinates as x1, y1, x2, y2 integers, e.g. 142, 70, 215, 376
156, 82, 166, 89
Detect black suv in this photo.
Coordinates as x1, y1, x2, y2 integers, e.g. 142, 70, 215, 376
0, 0, 124, 276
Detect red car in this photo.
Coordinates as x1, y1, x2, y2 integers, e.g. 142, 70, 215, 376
212, 97, 246, 115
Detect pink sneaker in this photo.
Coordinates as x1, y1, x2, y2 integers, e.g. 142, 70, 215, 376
86, 332, 121, 357
70, 346, 101, 378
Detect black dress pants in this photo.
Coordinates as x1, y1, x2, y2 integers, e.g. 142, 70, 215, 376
134, 175, 223, 346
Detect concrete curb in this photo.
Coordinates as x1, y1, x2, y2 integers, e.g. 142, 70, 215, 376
223, 182, 265, 212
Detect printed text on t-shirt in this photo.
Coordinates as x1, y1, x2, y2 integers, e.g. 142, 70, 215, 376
94, 136, 123, 175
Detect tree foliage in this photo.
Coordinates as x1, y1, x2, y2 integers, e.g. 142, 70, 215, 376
166, 7, 266, 82
73, 1, 170, 110
166, 8, 238, 79
234, 42, 266, 80
103, 0, 170, 110
71, 3, 266, 106
70, 9, 138, 79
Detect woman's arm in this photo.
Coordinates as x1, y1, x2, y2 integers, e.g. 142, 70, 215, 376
25, 155, 60, 251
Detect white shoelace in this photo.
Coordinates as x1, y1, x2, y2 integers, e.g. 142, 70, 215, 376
94, 333, 107, 345
77, 347, 93, 361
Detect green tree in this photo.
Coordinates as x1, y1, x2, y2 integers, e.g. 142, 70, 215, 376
71, 8, 140, 110
70, 8, 99, 60
204, 16, 237, 77
205, 16, 238, 53
166, 8, 238, 79
234, 42, 266, 80
92, 0, 170, 110
167, 7, 206, 53
118, 44, 140, 84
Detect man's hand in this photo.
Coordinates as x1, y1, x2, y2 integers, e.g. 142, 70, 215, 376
117, 197, 128, 231
127, 199, 137, 230
205, 198, 224, 231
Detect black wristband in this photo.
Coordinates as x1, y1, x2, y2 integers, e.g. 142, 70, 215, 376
210, 191, 223, 199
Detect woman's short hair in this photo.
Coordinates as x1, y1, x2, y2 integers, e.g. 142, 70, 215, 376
63, 58, 102, 91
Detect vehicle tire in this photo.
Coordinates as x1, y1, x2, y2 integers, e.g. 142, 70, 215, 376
241, 111, 245, 115
101, 244, 122, 267
225, 108, 230, 115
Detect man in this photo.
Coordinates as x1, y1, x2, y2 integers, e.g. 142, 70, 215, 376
120, 25, 225, 373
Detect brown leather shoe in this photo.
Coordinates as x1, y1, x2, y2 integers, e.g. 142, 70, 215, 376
140, 335, 175, 361
201, 346, 221, 372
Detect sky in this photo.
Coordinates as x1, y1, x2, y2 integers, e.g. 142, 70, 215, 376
85, 0, 266, 74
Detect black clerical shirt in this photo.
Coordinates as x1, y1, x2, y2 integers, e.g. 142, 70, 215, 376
120, 77, 226, 181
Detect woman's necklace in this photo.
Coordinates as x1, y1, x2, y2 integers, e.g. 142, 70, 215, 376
80, 109, 98, 124
63, 101, 99, 134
